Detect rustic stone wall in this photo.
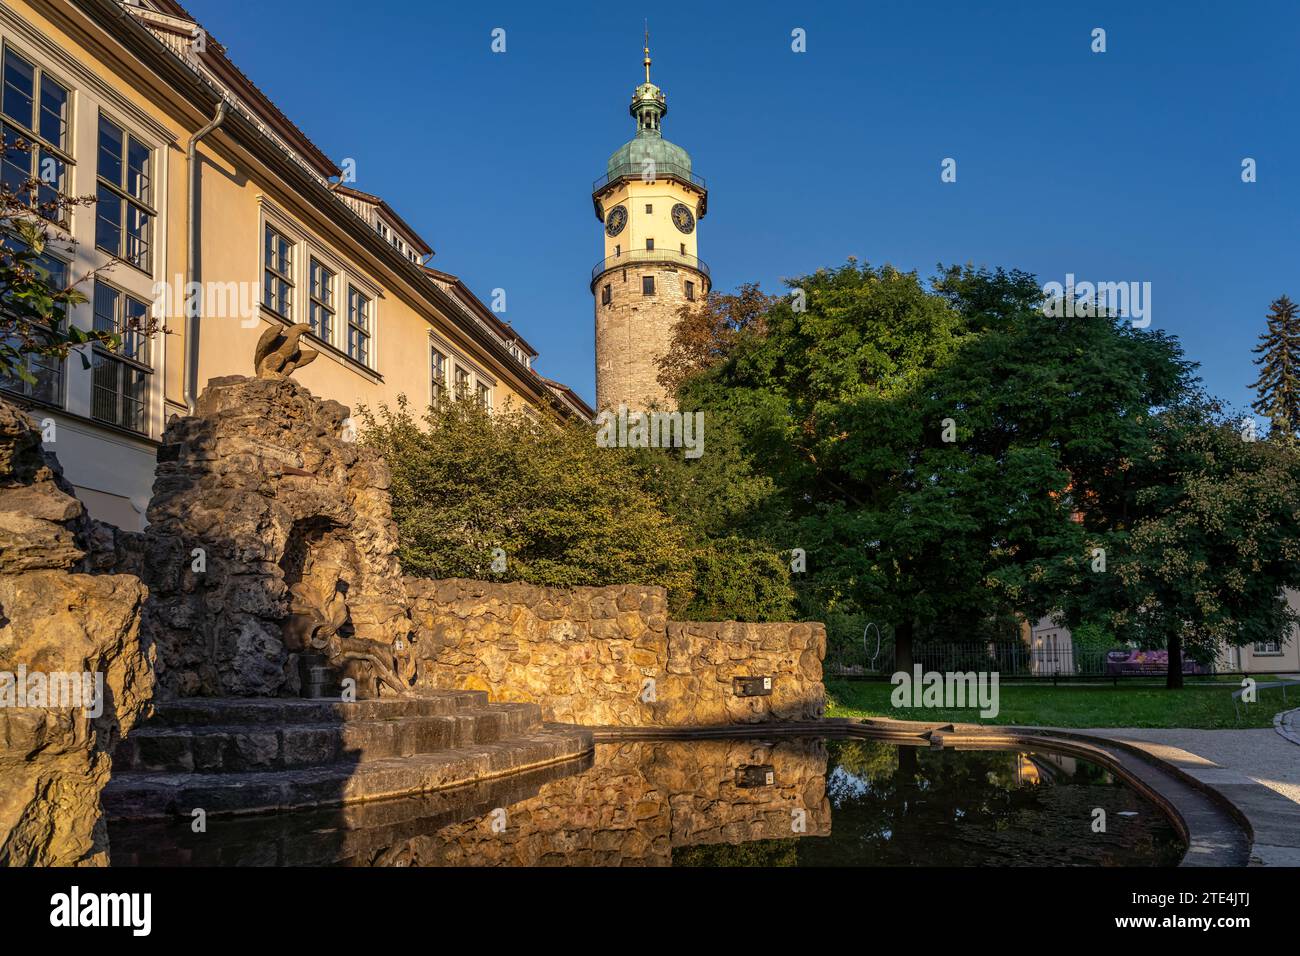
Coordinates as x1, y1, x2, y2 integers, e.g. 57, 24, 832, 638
407, 577, 825, 726
143, 375, 415, 698
595, 262, 704, 411
0, 399, 151, 866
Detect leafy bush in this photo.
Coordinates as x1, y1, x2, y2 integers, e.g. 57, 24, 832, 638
359, 397, 795, 621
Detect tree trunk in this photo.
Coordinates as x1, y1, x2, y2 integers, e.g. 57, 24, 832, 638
894, 618, 914, 677
1166, 632, 1185, 689
897, 744, 919, 778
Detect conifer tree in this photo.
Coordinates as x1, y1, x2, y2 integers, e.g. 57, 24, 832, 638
1250, 295, 1300, 436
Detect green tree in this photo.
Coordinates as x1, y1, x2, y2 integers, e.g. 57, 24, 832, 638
359, 397, 696, 608
674, 262, 1195, 674
359, 397, 796, 622
1250, 295, 1300, 437
1056, 405, 1300, 688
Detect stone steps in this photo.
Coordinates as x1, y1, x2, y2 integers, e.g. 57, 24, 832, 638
103, 726, 591, 820
143, 691, 491, 726
112, 702, 544, 773
104, 692, 592, 822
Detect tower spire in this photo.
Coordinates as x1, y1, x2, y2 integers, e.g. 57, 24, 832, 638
643, 21, 651, 83
631, 21, 666, 133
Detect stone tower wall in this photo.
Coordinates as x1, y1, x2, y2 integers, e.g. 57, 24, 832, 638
594, 262, 704, 411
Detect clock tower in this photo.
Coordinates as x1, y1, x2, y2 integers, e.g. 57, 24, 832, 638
591, 34, 708, 411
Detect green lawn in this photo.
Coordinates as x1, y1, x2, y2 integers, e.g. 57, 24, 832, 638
826, 678, 1297, 729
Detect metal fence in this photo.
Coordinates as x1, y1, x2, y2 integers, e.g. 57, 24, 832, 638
825, 641, 1218, 680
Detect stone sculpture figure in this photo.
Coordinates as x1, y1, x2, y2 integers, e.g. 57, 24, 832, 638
286, 576, 410, 698
254, 323, 319, 379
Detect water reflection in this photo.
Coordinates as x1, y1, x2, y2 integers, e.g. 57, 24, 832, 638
108, 737, 1183, 867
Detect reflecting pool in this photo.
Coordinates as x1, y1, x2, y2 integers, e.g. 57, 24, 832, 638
108, 737, 1185, 866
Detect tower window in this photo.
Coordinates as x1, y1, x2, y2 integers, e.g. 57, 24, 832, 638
601, 284, 611, 305
680, 242, 686, 254
645, 204, 653, 214
685, 280, 695, 301
615, 244, 621, 256
642, 275, 655, 295
645, 238, 654, 251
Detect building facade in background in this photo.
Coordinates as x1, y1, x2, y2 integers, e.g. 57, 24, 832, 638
1, 0, 589, 531
591, 38, 708, 412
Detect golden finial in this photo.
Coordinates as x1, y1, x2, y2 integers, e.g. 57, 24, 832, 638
643, 21, 651, 84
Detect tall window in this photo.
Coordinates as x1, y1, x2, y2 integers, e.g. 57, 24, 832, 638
454, 365, 470, 400
263, 225, 293, 319
308, 258, 335, 341
642, 275, 655, 295
685, 280, 695, 302
430, 346, 447, 401
90, 281, 151, 433
1, 47, 70, 214
346, 286, 371, 366
475, 381, 492, 409
645, 238, 654, 251
95, 114, 153, 271
601, 284, 611, 306
0, 242, 67, 405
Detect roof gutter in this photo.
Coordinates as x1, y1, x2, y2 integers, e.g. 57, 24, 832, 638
183, 100, 226, 414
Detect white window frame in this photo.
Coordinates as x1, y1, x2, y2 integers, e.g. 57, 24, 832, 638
0, 241, 69, 407
262, 222, 295, 321
307, 255, 337, 345
89, 278, 153, 435
1, 42, 74, 219
257, 198, 382, 375
94, 108, 156, 276
1, 11, 174, 440
345, 283, 373, 368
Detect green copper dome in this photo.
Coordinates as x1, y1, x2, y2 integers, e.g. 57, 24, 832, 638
596, 36, 705, 201
605, 42, 693, 179
606, 129, 692, 179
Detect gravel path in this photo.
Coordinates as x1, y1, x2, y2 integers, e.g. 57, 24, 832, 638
1083, 727, 1300, 806
1276, 708, 1300, 747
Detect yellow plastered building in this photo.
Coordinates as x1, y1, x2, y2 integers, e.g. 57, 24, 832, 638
2, 0, 591, 530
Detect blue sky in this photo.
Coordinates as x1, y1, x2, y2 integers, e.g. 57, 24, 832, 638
189, 0, 1297, 410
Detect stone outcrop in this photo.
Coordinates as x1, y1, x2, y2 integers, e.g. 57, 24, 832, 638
142, 375, 415, 699
407, 578, 825, 726
0, 399, 150, 866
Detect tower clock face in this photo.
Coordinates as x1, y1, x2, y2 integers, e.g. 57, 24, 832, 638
605, 205, 628, 237
671, 203, 695, 234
